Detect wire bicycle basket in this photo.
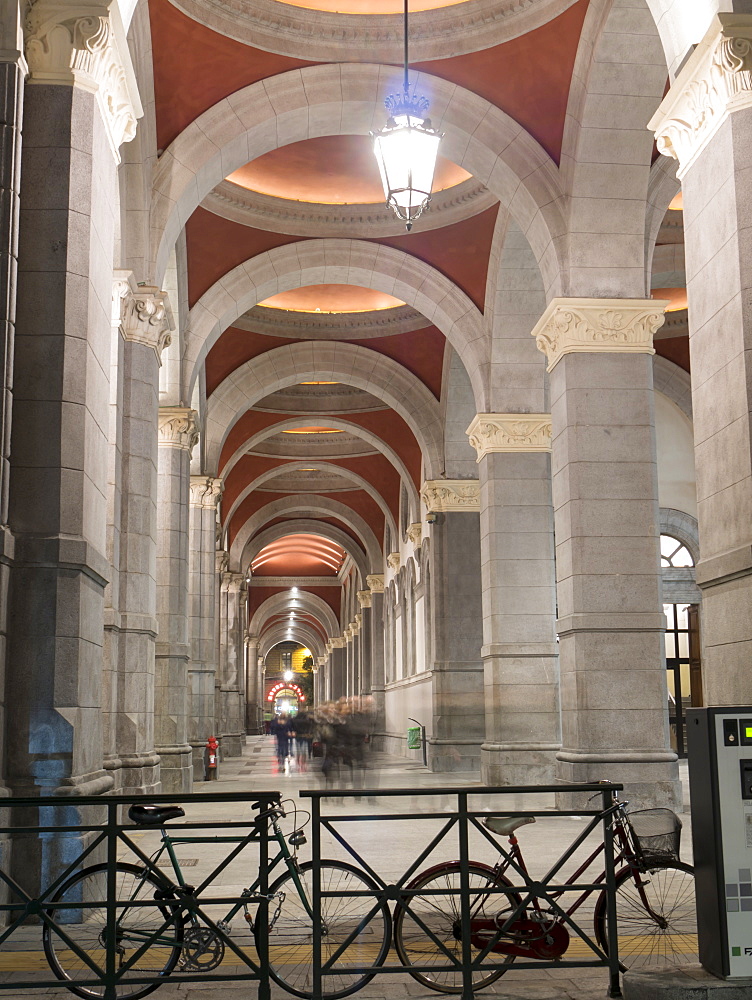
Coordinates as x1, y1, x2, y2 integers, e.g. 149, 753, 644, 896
626, 807, 682, 864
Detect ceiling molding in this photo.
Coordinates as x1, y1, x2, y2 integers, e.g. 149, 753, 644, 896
232, 303, 430, 340
167, 0, 579, 63
202, 177, 499, 239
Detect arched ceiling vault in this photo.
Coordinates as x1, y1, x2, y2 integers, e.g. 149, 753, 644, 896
245, 523, 366, 580
260, 628, 324, 661
249, 590, 340, 638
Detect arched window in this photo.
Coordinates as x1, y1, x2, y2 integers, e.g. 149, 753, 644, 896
660, 534, 694, 568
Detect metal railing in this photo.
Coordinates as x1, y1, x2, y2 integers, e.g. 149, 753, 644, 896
302, 783, 624, 1000
0, 790, 281, 999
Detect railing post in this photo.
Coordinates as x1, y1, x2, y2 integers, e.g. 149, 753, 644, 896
602, 786, 622, 998
312, 794, 323, 1000
104, 799, 118, 1000
258, 802, 270, 1000
457, 791, 474, 1000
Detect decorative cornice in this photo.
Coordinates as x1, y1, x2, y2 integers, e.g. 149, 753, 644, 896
204, 177, 498, 240
189, 475, 223, 510
169, 0, 576, 66
531, 298, 668, 373
421, 479, 480, 513
406, 522, 423, 547
119, 282, 173, 363
367, 573, 385, 593
357, 589, 372, 608
649, 15, 752, 179
158, 407, 200, 451
24, 0, 142, 163
234, 302, 428, 341
386, 551, 401, 572
466, 414, 552, 461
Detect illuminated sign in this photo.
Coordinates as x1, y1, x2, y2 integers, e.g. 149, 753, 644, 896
267, 682, 306, 703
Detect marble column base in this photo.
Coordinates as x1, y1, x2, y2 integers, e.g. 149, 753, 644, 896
156, 745, 193, 794
480, 743, 560, 786
245, 701, 262, 734
429, 739, 482, 773
555, 750, 681, 811
103, 753, 161, 796
189, 741, 208, 782
220, 733, 245, 757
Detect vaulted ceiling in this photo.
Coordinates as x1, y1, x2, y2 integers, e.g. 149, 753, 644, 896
151, 0, 687, 659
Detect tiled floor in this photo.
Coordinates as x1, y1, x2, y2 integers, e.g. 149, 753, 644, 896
0, 737, 695, 998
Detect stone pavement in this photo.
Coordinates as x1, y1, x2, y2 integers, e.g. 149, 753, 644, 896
0, 736, 695, 999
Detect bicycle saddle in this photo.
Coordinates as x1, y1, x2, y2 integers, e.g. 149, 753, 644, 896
128, 804, 185, 826
483, 815, 536, 836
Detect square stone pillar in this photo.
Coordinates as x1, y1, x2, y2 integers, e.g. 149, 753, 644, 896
532, 299, 680, 809
188, 476, 222, 777
108, 279, 172, 795
420, 482, 485, 773
329, 640, 346, 700
9, 2, 140, 807
155, 407, 198, 793
357, 592, 373, 696
365, 578, 386, 735
244, 635, 262, 733
218, 571, 246, 756
466, 416, 560, 785
651, 14, 752, 704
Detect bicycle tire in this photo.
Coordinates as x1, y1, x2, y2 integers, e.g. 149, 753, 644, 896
42, 861, 184, 1000
593, 860, 697, 970
392, 861, 520, 993
257, 860, 391, 999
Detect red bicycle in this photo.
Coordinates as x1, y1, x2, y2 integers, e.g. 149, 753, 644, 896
393, 798, 696, 993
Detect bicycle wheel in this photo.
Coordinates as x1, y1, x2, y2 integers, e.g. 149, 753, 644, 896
393, 861, 520, 993
42, 862, 184, 1000
594, 860, 697, 969
258, 860, 391, 999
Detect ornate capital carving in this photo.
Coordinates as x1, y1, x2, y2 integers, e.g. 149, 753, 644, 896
330, 636, 346, 649
531, 298, 667, 373
421, 479, 480, 513
24, 0, 142, 163
406, 522, 423, 547
344, 626, 354, 641
354, 613, 362, 629
357, 589, 372, 609
216, 550, 229, 575
190, 475, 223, 510
158, 407, 199, 452
466, 413, 552, 461
649, 15, 752, 178
120, 285, 173, 362
366, 574, 385, 593
386, 551, 401, 572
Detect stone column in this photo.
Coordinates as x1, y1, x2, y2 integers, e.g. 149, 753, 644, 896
245, 636, 264, 733
188, 476, 222, 779
466, 415, 560, 785
0, 13, 23, 815
155, 407, 198, 793
420, 482, 485, 773
531, 299, 680, 808
8, 1, 139, 809
110, 279, 172, 794
218, 572, 245, 756
329, 639, 346, 700
366, 576, 386, 736
358, 593, 373, 696
650, 14, 752, 704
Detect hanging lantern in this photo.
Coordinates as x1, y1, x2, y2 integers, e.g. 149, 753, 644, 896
371, 0, 443, 231
372, 92, 442, 230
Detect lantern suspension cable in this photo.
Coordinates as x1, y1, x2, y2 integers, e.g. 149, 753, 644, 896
371, 0, 443, 231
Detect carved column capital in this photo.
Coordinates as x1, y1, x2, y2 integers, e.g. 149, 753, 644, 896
354, 613, 362, 630
330, 636, 346, 649
216, 550, 229, 575
366, 574, 385, 593
120, 284, 173, 362
466, 413, 552, 461
420, 479, 480, 513
649, 14, 752, 178
158, 407, 199, 452
24, 0, 142, 162
386, 552, 401, 572
406, 522, 423, 547
189, 475, 223, 510
531, 298, 667, 373
357, 589, 372, 608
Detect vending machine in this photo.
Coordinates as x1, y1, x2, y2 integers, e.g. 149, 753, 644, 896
687, 707, 752, 978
